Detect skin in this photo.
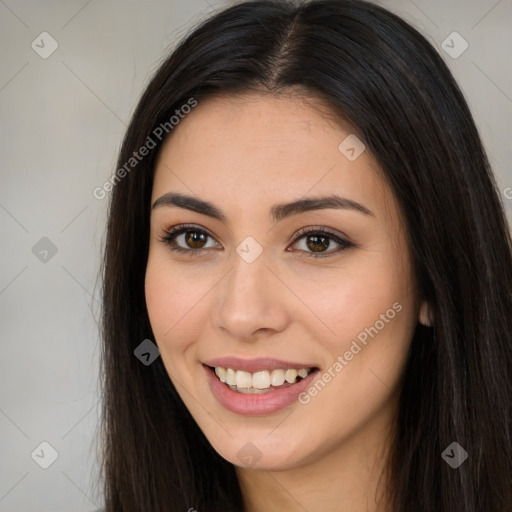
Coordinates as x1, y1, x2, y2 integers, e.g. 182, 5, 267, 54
145, 91, 432, 512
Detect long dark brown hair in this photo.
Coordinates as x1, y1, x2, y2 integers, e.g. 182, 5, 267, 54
96, 1, 512, 510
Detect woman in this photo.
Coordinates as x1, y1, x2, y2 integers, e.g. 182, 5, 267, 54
97, 0, 512, 510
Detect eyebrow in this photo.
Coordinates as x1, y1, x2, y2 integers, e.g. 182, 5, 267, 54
151, 192, 374, 222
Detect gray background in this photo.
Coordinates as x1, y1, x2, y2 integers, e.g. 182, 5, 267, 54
0, 0, 511, 510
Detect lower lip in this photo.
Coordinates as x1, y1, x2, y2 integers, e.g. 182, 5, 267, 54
203, 364, 319, 416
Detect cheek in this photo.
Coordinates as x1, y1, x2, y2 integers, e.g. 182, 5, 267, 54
145, 259, 172, 336
297, 245, 415, 373
293, 265, 415, 441
295, 252, 407, 331
144, 250, 221, 380
144, 260, 197, 391
144, 254, 197, 351
145, 247, 199, 326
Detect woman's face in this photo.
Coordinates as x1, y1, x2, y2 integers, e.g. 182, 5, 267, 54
145, 92, 426, 471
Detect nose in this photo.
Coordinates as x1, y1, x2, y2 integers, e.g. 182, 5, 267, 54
211, 250, 291, 342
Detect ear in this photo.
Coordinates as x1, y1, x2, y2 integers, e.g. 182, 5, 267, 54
418, 300, 434, 327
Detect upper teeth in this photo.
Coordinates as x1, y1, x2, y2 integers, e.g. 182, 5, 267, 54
214, 367, 310, 389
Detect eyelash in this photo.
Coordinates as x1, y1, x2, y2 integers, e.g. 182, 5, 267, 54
159, 223, 355, 259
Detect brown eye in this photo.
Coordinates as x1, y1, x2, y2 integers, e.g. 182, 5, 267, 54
160, 224, 220, 255
305, 234, 331, 253
184, 230, 208, 249
291, 227, 354, 258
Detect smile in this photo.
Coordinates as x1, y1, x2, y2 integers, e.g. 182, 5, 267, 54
202, 360, 320, 415
212, 366, 315, 394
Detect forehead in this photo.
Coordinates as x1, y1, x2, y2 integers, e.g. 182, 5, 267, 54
151, 92, 391, 222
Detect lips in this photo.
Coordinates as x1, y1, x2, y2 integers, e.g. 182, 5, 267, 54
203, 356, 319, 373
202, 358, 321, 415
